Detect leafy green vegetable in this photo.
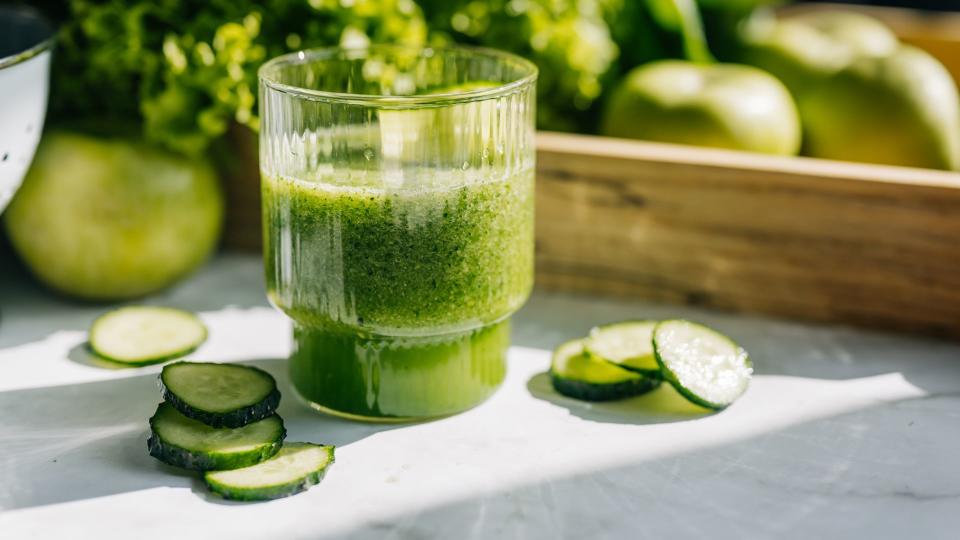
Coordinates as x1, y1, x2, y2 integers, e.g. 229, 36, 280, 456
695, 0, 783, 61
421, 0, 619, 132
35, 0, 723, 148
45, 0, 426, 156
603, 0, 715, 71
647, 0, 713, 64
697, 0, 782, 12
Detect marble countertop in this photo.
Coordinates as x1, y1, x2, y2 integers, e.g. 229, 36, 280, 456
1, 255, 958, 539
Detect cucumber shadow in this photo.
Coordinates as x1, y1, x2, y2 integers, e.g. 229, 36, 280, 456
66, 342, 134, 370
513, 291, 960, 397
0, 357, 404, 511
526, 372, 713, 425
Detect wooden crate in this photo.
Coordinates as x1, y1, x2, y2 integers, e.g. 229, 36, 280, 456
533, 3, 960, 337
220, 124, 262, 252
535, 133, 960, 338
223, 3, 960, 338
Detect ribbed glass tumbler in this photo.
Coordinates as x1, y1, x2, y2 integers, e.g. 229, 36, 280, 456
259, 46, 537, 421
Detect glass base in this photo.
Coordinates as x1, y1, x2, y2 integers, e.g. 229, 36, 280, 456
289, 319, 510, 421
294, 392, 469, 424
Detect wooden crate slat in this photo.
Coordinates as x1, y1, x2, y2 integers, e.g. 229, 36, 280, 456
535, 132, 960, 337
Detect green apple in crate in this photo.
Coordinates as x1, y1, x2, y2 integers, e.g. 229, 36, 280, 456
601, 60, 801, 155
740, 11, 960, 170
4, 130, 223, 300
739, 11, 899, 93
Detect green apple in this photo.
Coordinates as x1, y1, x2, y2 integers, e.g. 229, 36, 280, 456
4, 130, 224, 300
601, 60, 801, 155
740, 11, 899, 93
740, 11, 960, 170
802, 46, 960, 169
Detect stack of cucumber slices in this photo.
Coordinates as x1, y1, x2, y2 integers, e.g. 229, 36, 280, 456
550, 320, 753, 410
149, 361, 335, 501
85, 306, 335, 501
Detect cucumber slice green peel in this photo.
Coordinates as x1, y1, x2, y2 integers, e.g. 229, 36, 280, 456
585, 320, 662, 377
89, 306, 207, 366
549, 339, 660, 401
148, 403, 285, 471
205, 442, 335, 501
652, 319, 752, 410
160, 362, 281, 428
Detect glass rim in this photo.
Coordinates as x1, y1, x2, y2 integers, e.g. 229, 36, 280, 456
258, 44, 538, 107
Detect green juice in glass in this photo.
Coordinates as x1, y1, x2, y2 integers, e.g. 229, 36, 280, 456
263, 167, 534, 420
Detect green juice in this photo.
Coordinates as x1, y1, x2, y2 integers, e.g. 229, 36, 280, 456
263, 168, 534, 420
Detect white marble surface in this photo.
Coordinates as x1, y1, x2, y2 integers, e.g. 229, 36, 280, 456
1, 255, 958, 540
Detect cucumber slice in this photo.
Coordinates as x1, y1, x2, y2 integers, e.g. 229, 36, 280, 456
204, 442, 335, 501
585, 320, 662, 377
89, 306, 207, 366
147, 403, 285, 471
653, 320, 752, 410
160, 362, 281, 428
549, 339, 660, 401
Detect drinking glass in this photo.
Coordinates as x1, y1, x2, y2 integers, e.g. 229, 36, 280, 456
259, 45, 537, 421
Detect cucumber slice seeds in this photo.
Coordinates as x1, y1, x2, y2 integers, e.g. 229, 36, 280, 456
161, 362, 281, 428
148, 402, 286, 471
585, 320, 662, 377
205, 443, 336, 501
89, 306, 207, 365
550, 339, 660, 401
653, 320, 752, 410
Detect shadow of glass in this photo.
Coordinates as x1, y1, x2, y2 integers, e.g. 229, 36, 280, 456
526, 372, 712, 425
0, 357, 405, 510
323, 392, 960, 539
